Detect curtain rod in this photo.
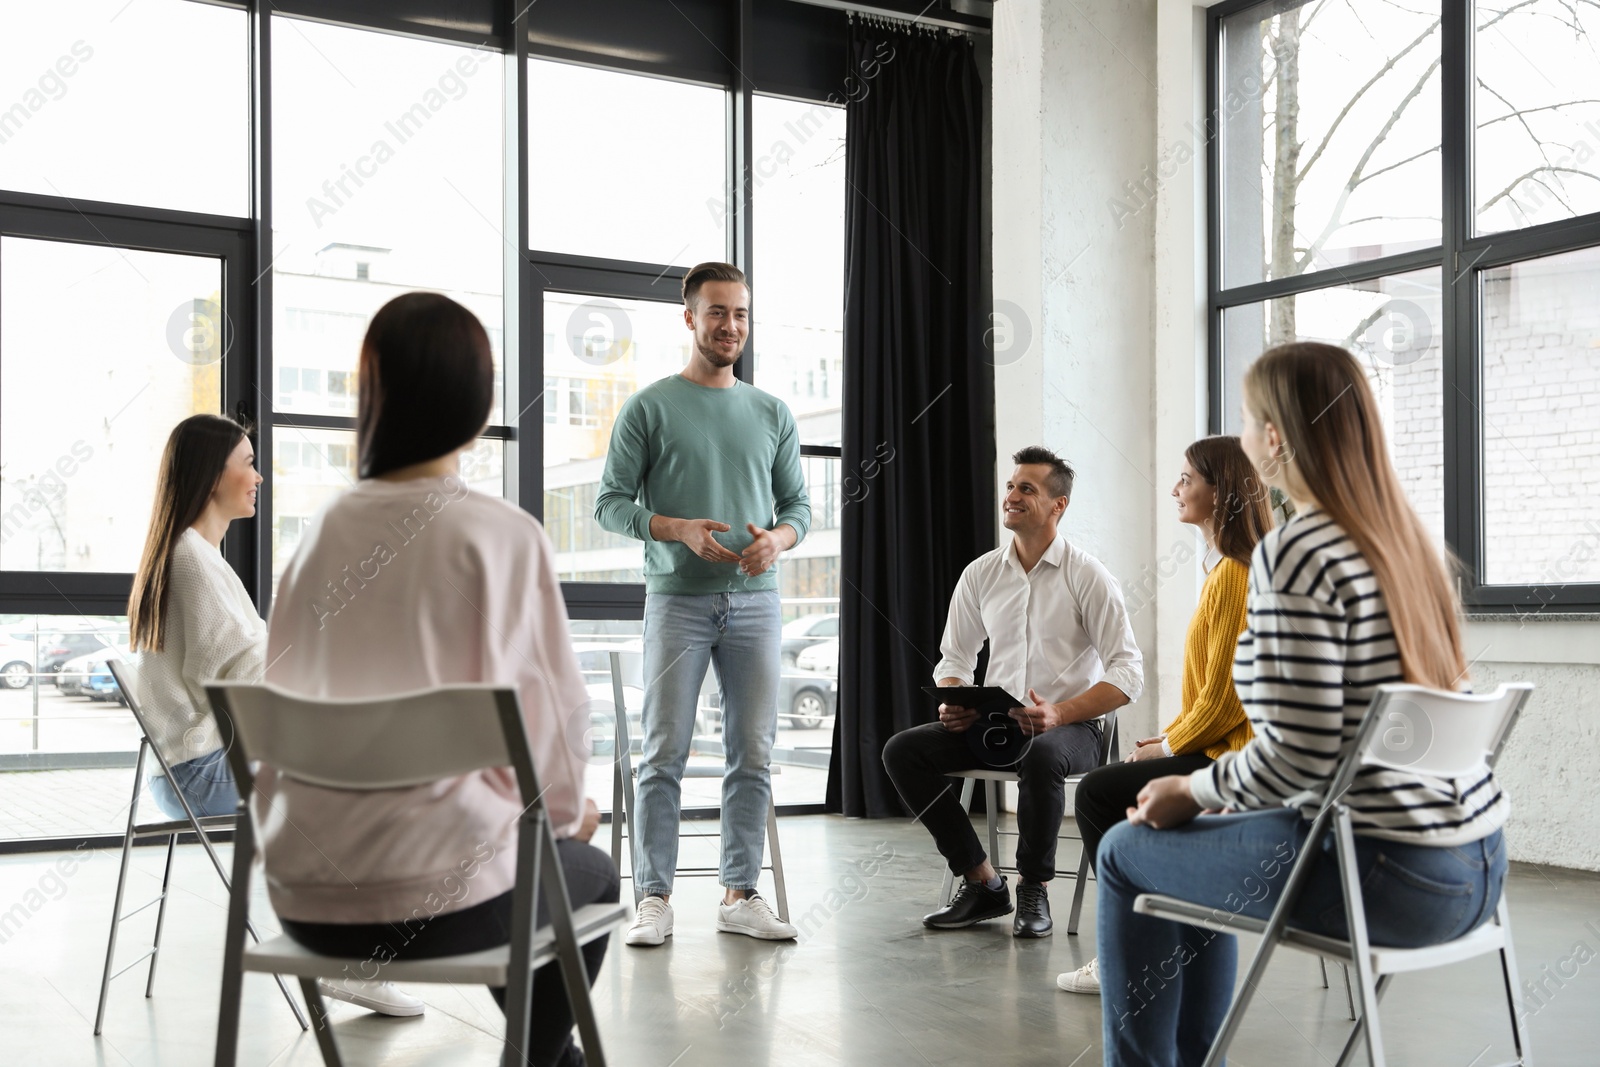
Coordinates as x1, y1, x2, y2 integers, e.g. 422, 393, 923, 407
787, 0, 993, 36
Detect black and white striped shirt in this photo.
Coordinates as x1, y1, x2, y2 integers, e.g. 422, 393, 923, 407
1189, 510, 1509, 846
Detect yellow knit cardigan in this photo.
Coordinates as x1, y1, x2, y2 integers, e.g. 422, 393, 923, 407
1165, 556, 1254, 759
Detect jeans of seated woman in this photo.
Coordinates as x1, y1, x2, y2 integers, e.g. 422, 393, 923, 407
1097, 807, 1508, 1067
148, 748, 239, 820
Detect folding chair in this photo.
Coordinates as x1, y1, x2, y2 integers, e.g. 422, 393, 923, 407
93, 660, 307, 1036
1133, 682, 1535, 1067
206, 682, 630, 1067
937, 708, 1120, 935
604, 651, 789, 919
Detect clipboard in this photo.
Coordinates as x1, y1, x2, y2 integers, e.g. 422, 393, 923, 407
921, 686, 1032, 768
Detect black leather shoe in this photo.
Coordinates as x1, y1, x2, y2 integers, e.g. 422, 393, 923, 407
1013, 881, 1052, 938
923, 876, 1013, 929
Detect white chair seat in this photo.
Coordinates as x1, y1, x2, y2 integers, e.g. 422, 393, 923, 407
1133, 893, 1507, 975
242, 902, 629, 985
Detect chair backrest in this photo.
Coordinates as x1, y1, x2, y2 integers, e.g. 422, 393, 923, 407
108, 658, 184, 781
1329, 682, 1533, 802
1098, 708, 1121, 768
204, 682, 536, 799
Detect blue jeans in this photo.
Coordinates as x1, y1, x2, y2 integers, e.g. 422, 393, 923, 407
1098, 808, 1507, 1067
148, 748, 238, 820
636, 591, 781, 895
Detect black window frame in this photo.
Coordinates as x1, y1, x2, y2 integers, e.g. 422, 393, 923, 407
0, 0, 974, 842
1206, 0, 1600, 614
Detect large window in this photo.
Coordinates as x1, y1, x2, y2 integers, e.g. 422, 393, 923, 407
1, 2, 868, 843
1209, 0, 1600, 612
0, 1, 248, 217
1, 239, 224, 573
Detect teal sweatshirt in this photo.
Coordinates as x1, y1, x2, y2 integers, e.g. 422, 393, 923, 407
593, 374, 811, 595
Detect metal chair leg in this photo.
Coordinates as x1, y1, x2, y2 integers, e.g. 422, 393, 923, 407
1334, 973, 1393, 1067
299, 977, 345, 1066
1340, 960, 1356, 1020
766, 798, 789, 922
939, 778, 977, 907
1494, 899, 1533, 1065
1319, 956, 1330, 988
984, 780, 1001, 869
94, 743, 147, 1035
1066, 840, 1090, 935
144, 833, 177, 997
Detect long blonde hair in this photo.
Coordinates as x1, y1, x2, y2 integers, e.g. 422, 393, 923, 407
1244, 343, 1466, 688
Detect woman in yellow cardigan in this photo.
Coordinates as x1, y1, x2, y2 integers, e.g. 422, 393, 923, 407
1057, 434, 1271, 995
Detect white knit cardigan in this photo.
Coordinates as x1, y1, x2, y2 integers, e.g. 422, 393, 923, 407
133, 528, 266, 769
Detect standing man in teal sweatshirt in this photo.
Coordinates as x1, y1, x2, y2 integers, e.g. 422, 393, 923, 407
594, 262, 810, 946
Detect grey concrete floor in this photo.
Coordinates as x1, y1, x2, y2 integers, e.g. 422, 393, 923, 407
2, 815, 1597, 1066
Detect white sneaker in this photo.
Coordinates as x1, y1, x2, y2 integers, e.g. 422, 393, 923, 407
716, 893, 797, 941
1056, 957, 1100, 994
625, 895, 674, 947
316, 978, 425, 1016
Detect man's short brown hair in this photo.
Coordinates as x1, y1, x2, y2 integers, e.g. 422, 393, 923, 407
682, 262, 749, 308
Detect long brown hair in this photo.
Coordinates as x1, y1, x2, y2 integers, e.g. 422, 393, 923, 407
1185, 435, 1271, 568
128, 415, 249, 653
1243, 343, 1465, 687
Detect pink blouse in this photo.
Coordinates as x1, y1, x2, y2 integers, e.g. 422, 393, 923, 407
257, 475, 590, 923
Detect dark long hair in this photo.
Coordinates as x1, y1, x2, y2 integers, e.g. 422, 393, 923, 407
1244, 342, 1464, 687
128, 415, 249, 653
358, 292, 493, 478
1185, 435, 1271, 568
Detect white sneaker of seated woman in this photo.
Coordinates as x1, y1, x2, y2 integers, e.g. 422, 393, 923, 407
1056, 957, 1100, 994
316, 977, 425, 1016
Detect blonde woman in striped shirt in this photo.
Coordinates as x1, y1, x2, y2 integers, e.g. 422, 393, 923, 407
1097, 343, 1509, 1067
1056, 435, 1270, 996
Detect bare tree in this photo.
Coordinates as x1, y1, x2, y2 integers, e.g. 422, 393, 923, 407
1255, 0, 1599, 347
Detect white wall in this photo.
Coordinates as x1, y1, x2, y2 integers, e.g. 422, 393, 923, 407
994, 0, 1165, 739
993, 0, 1600, 871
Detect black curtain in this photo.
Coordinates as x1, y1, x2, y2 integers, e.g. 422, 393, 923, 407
826, 24, 992, 818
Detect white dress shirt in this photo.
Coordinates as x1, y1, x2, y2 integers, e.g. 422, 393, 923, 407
933, 532, 1144, 708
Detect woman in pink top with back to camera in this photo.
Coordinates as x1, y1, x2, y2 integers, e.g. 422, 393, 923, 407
262, 291, 615, 1067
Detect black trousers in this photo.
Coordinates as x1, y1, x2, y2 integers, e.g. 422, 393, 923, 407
1072, 752, 1214, 873
882, 720, 1102, 883
282, 839, 619, 1067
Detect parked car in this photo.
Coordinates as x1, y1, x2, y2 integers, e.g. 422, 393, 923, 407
697, 667, 838, 731
781, 668, 837, 728
83, 653, 129, 704
780, 612, 839, 666
572, 640, 720, 736
795, 638, 839, 677
0, 634, 38, 689
40, 630, 123, 675
58, 647, 123, 698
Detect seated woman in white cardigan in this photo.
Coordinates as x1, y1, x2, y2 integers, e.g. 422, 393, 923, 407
127, 413, 423, 1018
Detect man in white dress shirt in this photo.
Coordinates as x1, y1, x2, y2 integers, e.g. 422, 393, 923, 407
882, 446, 1144, 937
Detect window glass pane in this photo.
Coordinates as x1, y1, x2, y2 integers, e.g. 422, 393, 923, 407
1475, 2, 1600, 233
1220, 269, 1444, 544
0, 1, 248, 216
271, 18, 505, 422
768, 454, 842, 805
272, 430, 502, 585
1, 238, 223, 572
1481, 247, 1600, 586
752, 95, 846, 446
528, 61, 725, 266
1218, 0, 1441, 286
543, 292, 695, 583
0, 613, 136, 842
